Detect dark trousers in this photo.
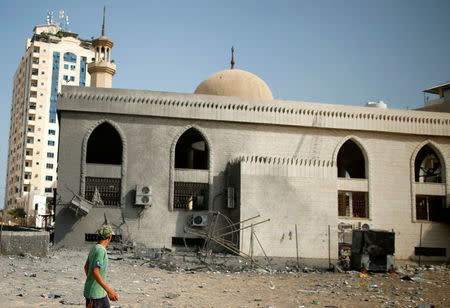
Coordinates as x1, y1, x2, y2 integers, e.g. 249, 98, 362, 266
85, 296, 110, 308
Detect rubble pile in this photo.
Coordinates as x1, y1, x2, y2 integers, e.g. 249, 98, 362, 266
0, 248, 447, 307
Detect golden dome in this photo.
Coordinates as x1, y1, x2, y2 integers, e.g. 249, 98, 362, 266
194, 69, 273, 100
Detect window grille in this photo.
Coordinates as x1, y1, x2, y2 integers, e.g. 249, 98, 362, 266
338, 191, 368, 218
416, 195, 444, 222
174, 182, 208, 210
85, 177, 121, 206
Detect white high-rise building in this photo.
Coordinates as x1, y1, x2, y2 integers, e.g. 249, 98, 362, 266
5, 18, 94, 227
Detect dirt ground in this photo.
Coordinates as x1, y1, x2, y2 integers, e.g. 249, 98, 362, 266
0, 248, 448, 308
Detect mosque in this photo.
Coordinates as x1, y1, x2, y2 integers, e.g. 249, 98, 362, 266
55, 14, 450, 263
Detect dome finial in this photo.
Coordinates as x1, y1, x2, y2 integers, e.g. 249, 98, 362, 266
231, 46, 235, 69
102, 6, 106, 36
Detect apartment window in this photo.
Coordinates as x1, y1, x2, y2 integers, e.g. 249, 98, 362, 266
26, 138, 33, 144
70, 65, 76, 70
47, 152, 54, 158
64, 64, 69, 69
48, 140, 55, 146
46, 163, 53, 169
45, 176, 53, 181
45, 188, 52, 193
70, 76, 75, 82
63, 52, 77, 63
63, 75, 68, 81
416, 195, 445, 222
41, 71, 45, 75
338, 191, 368, 218
48, 129, 56, 135
24, 186, 28, 192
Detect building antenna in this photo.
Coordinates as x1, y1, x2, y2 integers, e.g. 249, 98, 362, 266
102, 6, 106, 36
231, 46, 235, 69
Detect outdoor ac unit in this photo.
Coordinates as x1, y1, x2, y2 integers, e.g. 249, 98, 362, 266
227, 187, 235, 208
190, 214, 208, 227
135, 185, 152, 206
359, 222, 374, 230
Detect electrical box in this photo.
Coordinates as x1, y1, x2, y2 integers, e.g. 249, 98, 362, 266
351, 230, 395, 272
135, 185, 152, 206
227, 187, 235, 208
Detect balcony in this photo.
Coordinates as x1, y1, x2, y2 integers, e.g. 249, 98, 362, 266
26, 131, 34, 137
25, 143, 34, 149
23, 179, 30, 185
31, 74, 38, 80
25, 155, 33, 161
32, 52, 39, 58
24, 166, 32, 173
30, 85, 38, 92
27, 119, 35, 126
32, 63, 39, 70
28, 108, 36, 115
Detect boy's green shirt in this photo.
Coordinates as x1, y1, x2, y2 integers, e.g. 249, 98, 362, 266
84, 244, 108, 299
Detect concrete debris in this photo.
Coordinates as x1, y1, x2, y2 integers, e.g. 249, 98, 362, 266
0, 248, 448, 307
164, 292, 180, 299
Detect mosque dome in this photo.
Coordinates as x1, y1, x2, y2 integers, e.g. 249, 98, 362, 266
194, 69, 273, 100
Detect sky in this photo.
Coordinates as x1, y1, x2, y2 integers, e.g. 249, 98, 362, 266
0, 0, 449, 208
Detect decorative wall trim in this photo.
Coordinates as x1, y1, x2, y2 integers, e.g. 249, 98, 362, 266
58, 88, 450, 137
410, 139, 449, 222
168, 124, 214, 211
230, 155, 334, 167
80, 119, 128, 207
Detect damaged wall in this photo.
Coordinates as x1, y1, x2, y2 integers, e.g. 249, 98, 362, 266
55, 87, 450, 261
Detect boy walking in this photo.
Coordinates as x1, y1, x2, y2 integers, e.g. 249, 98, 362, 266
84, 225, 119, 308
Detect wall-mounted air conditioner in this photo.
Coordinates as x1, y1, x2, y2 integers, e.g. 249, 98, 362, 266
190, 214, 208, 227
359, 222, 374, 230
135, 185, 152, 206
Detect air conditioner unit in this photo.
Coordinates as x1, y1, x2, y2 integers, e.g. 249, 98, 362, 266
227, 187, 235, 208
190, 214, 208, 227
135, 185, 152, 206
359, 222, 374, 230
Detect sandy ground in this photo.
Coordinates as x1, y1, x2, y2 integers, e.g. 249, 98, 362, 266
0, 248, 448, 308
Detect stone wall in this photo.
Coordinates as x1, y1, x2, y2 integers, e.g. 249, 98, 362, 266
0, 231, 49, 257
55, 86, 450, 261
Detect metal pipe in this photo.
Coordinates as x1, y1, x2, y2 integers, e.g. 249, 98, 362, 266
295, 224, 299, 267
213, 214, 261, 234
217, 218, 270, 238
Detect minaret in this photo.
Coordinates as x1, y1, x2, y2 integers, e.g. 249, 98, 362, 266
88, 7, 116, 88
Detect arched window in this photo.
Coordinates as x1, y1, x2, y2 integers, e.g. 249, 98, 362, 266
413, 144, 445, 222
414, 145, 442, 183
84, 122, 123, 206
87, 122, 122, 164
337, 139, 366, 178
336, 139, 369, 218
63, 52, 77, 63
172, 127, 210, 211
175, 128, 208, 170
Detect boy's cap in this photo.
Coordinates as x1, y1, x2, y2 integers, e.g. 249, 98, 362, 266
98, 225, 115, 238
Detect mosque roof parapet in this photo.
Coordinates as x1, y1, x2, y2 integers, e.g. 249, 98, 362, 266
58, 86, 450, 137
